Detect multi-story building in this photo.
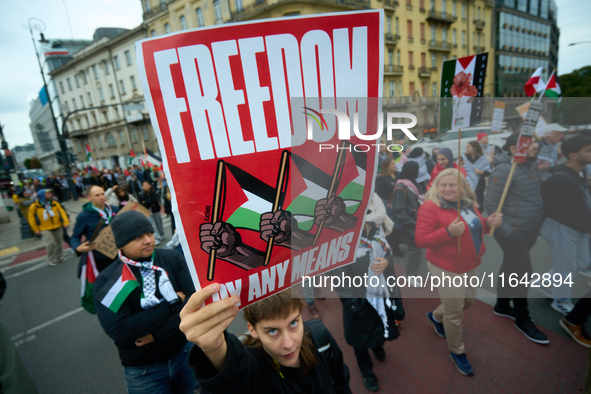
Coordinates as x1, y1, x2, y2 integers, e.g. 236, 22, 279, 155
11, 144, 38, 171
139, 0, 495, 135
48, 26, 160, 170
493, 0, 559, 96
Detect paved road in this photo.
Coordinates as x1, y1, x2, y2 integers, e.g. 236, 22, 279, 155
1, 204, 588, 393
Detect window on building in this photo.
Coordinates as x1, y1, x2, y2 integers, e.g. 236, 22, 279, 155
82, 71, 88, 84
106, 133, 117, 147
109, 84, 115, 98
442, 54, 448, 62
97, 134, 104, 148
75, 75, 80, 87
462, 3, 466, 19
64, 101, 70, 112
430, 0, 435, 10
462, 30, 466, 46
151, 29, 156, 37
214, 0, 222, 22
453, 29, 457, 46
142, 125, 150, 141
432, 82, 438, 96
442, 0, 446, 13
114, 55, 121, 70
410, 82, 415, 96
399, 81, 403, 96
453, 1, 457, 17
102, 111, 109, 123
80, 95, 85, 108
87, 92, 93, 106
397, 49, 401, 65
407, 0, 412, 7
180, 15, 187, 30
421, 52, 426, 67
395, 17, 399, 35
420, 0, 425, 10
388, 49, 394, 64
389, 81, 396, 97
98, 87, 105, 102
144, 0, 151, 12
67, 78, 72, 91
119, 130, 126, 145
130, 76, 138, 91
76, 119, 82, 130
132, 129, 138, 143
93, 65, 99, 79
103, 60, 110, 75
422, 82, 426, 97
236, 0, 243, 12
125, 50, 132, 66
73, 98, 78, 110
409, 51, 414, 66
442, 27, 448, 42
165, 23, 171, 34
91, 112, 97, 125
420, 23, 425, 40
196, 8, 204, 27
387, 16, 392, 34
119, 80, 126, 95
59, 81, 65, 94
431, 53, 437, 67
114, 107, 120, 120
477, 7, 481, 20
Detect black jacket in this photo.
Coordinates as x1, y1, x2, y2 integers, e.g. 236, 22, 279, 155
71, 202, 119, 264
375, 176, 397, 201
189, 329, 351, 394
93, 249, 195, 367
542, 165, 591, 234
140, 191, 161, 213
392, 183, 420, 243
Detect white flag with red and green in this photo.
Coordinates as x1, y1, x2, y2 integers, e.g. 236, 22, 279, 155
97, 263, 139, 313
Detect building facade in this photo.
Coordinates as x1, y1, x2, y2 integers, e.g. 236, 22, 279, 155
494, 0, 558, 96
11, 144, 38, 171
48, 26, 160, 171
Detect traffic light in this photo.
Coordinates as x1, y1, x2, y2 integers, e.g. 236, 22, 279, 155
55, 151, 64, 165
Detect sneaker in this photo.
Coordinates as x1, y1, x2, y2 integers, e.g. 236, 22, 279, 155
449, 352, 474, 376
551, 300, 574, 315
493, 305, 518, 320
48, 260, 58, 267
372, 346, 386, 362
514, 319, 550, 345
426, 311, 446, 338
308, 305, 320, 320
362, 372, 379, 392
559, 317, 591, 348
58, 256, 66, 263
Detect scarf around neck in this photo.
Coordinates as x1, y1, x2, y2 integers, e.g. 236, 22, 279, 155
91, 203, 114, 225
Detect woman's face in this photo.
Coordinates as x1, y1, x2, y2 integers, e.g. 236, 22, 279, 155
248, 308, 304, 368
142, 182, 151, 192
465, 144, 474, 155
436, 154, 449, 168
388, 160, 397, 174
438, 175, 459, 201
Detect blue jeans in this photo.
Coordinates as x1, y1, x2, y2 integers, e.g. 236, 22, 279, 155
123, 342, 198, 394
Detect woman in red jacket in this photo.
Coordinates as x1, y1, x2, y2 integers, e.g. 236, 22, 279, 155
415, 168, 502, 377
426, 147, 467, 190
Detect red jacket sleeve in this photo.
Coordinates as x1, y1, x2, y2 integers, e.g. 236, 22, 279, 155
415, 202, 453, 249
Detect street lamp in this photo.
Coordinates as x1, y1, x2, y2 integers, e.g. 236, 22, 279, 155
27, 18, 77, 199
568, 41, 591, 46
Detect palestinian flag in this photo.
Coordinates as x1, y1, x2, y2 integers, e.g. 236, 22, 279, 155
80, 252, 99, 314
128, 149, 136, 166
524, 67, 546, 96
85, 142, 92, 162
144, 148, 162, 168
440, 53, 488, 133
221, 162, 277, 231
97, 263, 139, 313
544, 71, 561, 101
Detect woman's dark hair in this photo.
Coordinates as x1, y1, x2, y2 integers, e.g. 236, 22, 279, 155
378, 157, 396, 177
468, 141, 484, 159
399, 161, 419, 181
243, 289, 317, 374
115, 187, 128, 198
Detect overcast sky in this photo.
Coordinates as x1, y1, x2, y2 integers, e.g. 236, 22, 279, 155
1, 0, 589, 148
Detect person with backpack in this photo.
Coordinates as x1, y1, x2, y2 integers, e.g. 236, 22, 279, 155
180, 288, 351, 393
27, 189, 69, 267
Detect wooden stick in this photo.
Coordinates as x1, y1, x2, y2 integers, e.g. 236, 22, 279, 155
207, 161, 225, 281
312, 141, 348, 246
489, 162, 517, 237
263, 151, 290, 266
457, 128, 462, 254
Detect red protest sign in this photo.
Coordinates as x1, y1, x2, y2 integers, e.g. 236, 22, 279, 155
513, 100, 543, 164
137, 11, 383, 307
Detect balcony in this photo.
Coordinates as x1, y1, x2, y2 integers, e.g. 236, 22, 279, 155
474, 19, 485, 29
473, 45, 486, 53
418, 66, 432, 77
385, 33, 399, 44
232, 0, 371, 22
428, 40, 452, 52
384, 64, 404, 75
426, 10, 457, 24
384, 0, 399, 10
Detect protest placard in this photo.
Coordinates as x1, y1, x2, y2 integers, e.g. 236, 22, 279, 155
136, 10, 383, 307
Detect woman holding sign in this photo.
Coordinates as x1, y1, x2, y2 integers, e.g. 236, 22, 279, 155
180, 288, 352, 394
415, 169, 502, 376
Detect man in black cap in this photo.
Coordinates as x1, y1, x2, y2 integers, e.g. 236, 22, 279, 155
484, 133, 549, 345
93, 210, 197, 394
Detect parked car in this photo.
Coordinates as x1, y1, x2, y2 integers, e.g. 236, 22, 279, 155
410, 123, 513, 159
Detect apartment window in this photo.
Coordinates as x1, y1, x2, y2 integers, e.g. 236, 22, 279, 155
106, 133, 117, 147
103, 60, 110, 75
420, 23, 425, 41
407, 0, 412, 7
432, 82, 438, 96
75, 75, 80, 87
431, 53, 437, 67
421, 52, 426, 67
442, 0, 446, 13
409, 51, 414, 67
132, 129, 138, 143
67, 78, 72, 91
97, 134, 104, 148
196, 8, 204, 27
395, 17, 399, 35
109, 84, 115, 98
477, 7, 481, 20
80, 95, 85, 108
165, 23, 171, 34
442, 27, 448, 42
430, 0, 435, 10
389, 81, 396, 97
72, 98, 78, 110
64, 101, 70, 112
59, 81, 65, 94
151, 30, 156, 37
399, 81, 403, 96
87, 92, 93, 106
422, 82, 426, 97
397, 50, 401, 65
81, 71, 87, 84
102, 111, 109, 123
388, 49, 394, 64
410, 82, 415, 96
93, 65, 99, 79
180, 15, 187, 30
130, 76, 138, 91
119, 80, 126, 95
76, 119, 82, 130
453, 29, 457, 46
98, 87, 105, 102
214, 0, 222, 21
235, 0, 243, 12
144, 0, 151, 12
453, 1, 457, 17
114, 107, 120, 120
462, 3, 466, 19
407, 21, 413, 39
91, 112, 97, 125
119, 130, 126, 145
124, 50, 132, 67
420, 0, 425, 9
462, 30, 466, 47
142, 125, 150, 140
114, 55, 121, 70
442, 54, 448, 62
387, 16, 392, 34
